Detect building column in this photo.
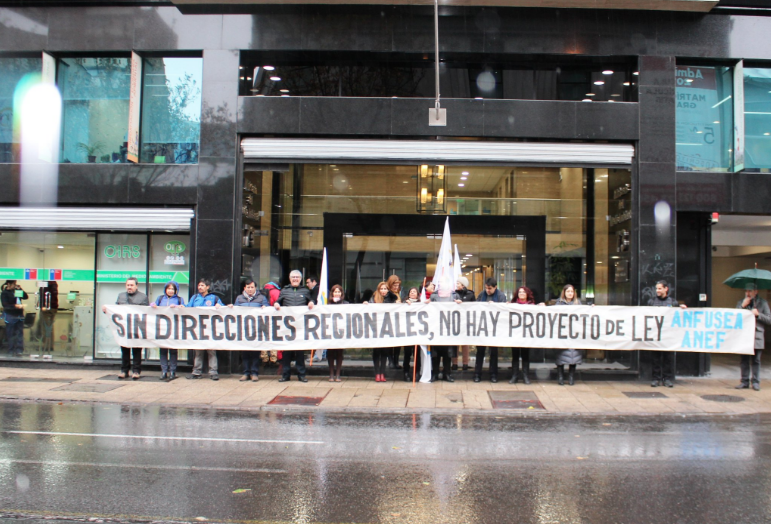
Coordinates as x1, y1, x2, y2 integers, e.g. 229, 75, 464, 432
637, 56, 677, 378
195, 49, 240, 373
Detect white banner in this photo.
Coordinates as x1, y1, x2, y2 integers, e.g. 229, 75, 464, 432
103, 303, 755, 355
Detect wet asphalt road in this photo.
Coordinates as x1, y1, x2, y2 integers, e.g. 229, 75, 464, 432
0, 402, 769, 524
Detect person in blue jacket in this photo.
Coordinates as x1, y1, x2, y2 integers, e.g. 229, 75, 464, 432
183, 278, 224, 380
150, 281, 185, 381
228, 279, 269, 382
474, 277, 508, 383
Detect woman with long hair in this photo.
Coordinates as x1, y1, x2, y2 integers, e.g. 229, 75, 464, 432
402, 287, 422, 380
385, 274, 404, 370
510, 286, 535, 384
327, 284, 348, 382
367, 281, 397, 382
554, 284, 584, 385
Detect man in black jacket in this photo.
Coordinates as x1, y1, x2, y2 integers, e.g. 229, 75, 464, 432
648, 280, 686, 388
275, 270, 315, 382
474, 277, 507, 383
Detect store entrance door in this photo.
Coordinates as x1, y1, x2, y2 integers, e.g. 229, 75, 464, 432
323, 214, 546, 302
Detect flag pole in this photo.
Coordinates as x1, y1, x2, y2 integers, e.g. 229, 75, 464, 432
412, 344, 418, 387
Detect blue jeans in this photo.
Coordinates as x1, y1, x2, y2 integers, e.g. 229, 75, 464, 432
159, 349, 178, 373
241, 351, 260, 376
5, 317, 23, 355
281, 351, 306, 379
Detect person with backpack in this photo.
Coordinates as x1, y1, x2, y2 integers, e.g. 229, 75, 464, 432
150, 281, 185, 380
262, 281, 281, 368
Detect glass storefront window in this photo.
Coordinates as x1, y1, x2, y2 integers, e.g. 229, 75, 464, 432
58, 57, 131, 164
0, 57, 42, 163
743, 67, 771, 171
675, 65, 734, 171
0, 231, 95, 359
95, 233, 147, 358
140, 57, 202, 164
249, 162, 633, 369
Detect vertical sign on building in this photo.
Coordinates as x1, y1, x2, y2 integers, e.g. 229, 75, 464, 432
127, 51, 142, 163
733, 60, 745, 172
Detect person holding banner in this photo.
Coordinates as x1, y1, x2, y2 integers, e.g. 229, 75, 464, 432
327, 284, 348, 382
474, 277, 507, 383
554, 284, 584, 386
402, 287, 423, 380
101, 277, 148, 379
510, 286, 536, 384
386, 275, 404, 370
230, 279, 269, 382
648, 280, 687, 388
453, 276, 475, 372
735, 284, 771, 391
183, 278, 225, 381
429, 278, 461, 382
150, 281, 186, 381
275, 270, 315, 382
366, 281, 398, 382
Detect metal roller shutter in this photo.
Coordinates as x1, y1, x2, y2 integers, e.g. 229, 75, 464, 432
0, 207, 194, 231
241, 138, 635, 166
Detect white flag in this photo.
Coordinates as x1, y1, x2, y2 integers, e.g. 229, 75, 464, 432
432, 217, 453, 294
318, 247, 328, 305
453, 244, 462, 289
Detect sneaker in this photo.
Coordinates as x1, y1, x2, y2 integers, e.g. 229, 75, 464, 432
490, 375, 498, 383
159, 373, 168, 381
663, 379, 674, 388
278, 377, 289, 382
186, 374, 202, 380
211, 374, 219, 381
299, 376, 308, 383
753, 383, 761, 391
168, 372, 177, 381
473, 375, 481, 383
651, 380, 660, 387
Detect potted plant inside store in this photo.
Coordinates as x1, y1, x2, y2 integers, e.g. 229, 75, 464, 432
77, 142, 104, 163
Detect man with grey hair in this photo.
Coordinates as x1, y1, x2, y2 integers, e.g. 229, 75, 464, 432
275, 270, 315, 382
736, 283, 771, 391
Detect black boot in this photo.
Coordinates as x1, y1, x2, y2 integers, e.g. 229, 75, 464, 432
404, 370, 411, 382
522, 362, 531, 385
557, 365, 565, 386
568, 364, 576, 386
509, 361, 520, 384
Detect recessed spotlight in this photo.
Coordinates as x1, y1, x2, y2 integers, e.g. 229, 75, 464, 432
594, 80, 605, 86
57, 245, 64, 249
461, 171, 469, 175
270, 76, 281, 81
460, 177, 467, 180
765, 133, 770, 136
402, 181, 409, 184
602, 70, 614, 75
246, 77, 252, 81
281, 94, 289, 97
586, 93, 595, 97
263, 65, 275, 71
582, 99, 592, 102
623, 82, 630, 86
458, 183, 465, 187
611, 94, 621, 97
280, 89, 289, 93
608, 100, 615, 103
713, 121, 720, 124
466, 254, 472, 257
632, 71, 639, 76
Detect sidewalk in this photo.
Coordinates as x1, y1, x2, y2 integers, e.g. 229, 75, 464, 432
0, 357, 767, 415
